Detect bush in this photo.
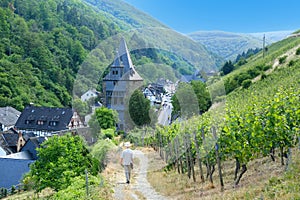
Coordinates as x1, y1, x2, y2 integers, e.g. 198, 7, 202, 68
0, 188, 7, 198
279, 55, 287, 64
263, 65, 272, 71
235, 72, 251, 85
247, 68, 261, 78
242, 79, 252, 89
288, 60, 295, 67
51, 175, 112, 200
261, 72, 267, 80
101, 128, 115, 139
225, 78, 239, 94
90, 139, 115, 171
296, 47, 300, 55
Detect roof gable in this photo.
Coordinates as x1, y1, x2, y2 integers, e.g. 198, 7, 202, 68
15, 106, 73, 132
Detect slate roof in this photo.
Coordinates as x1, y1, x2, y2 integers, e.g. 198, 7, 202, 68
21, 136, 46, 160
0, 156, 34, 189
15, 106, 73, 132
104, 38, 143, 81
0, 106, 21, 126
1, 132, 18, 147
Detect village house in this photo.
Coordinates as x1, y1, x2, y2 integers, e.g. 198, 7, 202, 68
14, 105, 83, 136
80, 89, 99, 102
0, 106, 20, 132
0, 130, 45, 189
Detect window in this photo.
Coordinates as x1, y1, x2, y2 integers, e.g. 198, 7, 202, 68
116, 70, 118, 75
113, 97, 117, 105
49, 121, 58, 126
37, 120, 45, 125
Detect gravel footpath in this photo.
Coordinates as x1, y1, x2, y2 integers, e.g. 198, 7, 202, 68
114, 150, 168, 200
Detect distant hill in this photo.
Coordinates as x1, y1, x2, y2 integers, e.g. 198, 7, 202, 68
188, 30, 293, 61
82, 0, 221, 71
83, 0, 167, 30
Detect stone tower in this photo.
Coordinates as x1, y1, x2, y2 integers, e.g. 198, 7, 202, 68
103, 38, 143, 130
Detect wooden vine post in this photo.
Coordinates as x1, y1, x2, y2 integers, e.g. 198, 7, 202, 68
193, 131, 204, 182
212, 126, 224, 191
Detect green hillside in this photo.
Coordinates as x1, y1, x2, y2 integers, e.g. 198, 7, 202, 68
83, 0, 167, 30
0, 0, 121, 110
144, 33, 300, 199
82, 0, 221, 70
189, 30, 292, 61
0, 0, 220, 111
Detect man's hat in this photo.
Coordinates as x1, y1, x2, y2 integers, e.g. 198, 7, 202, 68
124, 142, 131, 147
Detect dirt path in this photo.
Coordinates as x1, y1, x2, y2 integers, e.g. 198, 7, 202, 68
103, 147, 168, 200
130, 150, 168, 200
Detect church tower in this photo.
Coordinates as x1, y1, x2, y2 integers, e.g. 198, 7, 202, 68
103, 38, 143, 130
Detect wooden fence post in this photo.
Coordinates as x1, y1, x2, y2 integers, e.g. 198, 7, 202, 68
194, 131, 204, 182
212, 126, 224, 191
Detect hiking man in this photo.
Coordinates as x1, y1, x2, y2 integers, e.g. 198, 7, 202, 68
120, 142, 134, 184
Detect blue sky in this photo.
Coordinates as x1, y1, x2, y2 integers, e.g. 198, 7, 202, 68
123, 0, 299, 33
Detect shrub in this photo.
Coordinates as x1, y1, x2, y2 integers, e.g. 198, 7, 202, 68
288, 60, 295, 67
263, 65, 272, 71
279, 55, 287, 64
242, 79, 252, 89
261, 72, 267, 80
247, 68, 261, 78
296, 47, 300, 55
90, 139, 115, 171
235, 72, 251, 85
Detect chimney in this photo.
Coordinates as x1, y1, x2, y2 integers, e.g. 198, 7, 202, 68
17, 131, 25, 152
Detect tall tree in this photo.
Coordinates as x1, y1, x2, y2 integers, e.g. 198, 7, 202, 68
129, 89, 151, 126
220, 60, 234, 75
190, 80, 211, 114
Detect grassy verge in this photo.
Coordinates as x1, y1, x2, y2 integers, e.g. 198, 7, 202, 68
147, 148, 299, 199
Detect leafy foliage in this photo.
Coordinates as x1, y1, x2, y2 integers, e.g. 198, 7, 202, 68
151, 36, 300, 189
129, 89, 151, 126
29, 134, 99, 192
90, 139, 115, 171
89, 107, 118, 131
0, 0, 120, 109
172, 80, 211, 118
220, 60, 235, 75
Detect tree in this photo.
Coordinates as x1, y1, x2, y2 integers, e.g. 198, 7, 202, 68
72, 98, 89, 121
129, 89, 151, 126
90, 107, 118, 130
190, 80, 212, 114
29, 134, 99, 192
220, 60, 234, 75
171, 82, 199, 119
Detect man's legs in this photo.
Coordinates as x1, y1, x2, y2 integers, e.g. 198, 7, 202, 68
124, 165, 132, 183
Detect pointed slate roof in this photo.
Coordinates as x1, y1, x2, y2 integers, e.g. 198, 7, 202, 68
106, 38, 143, 81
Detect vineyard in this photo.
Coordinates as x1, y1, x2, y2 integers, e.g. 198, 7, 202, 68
142, 37, 300, 193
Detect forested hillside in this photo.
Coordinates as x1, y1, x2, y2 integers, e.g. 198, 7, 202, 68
0, 0, 121, 110
0, 0, 220, 111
